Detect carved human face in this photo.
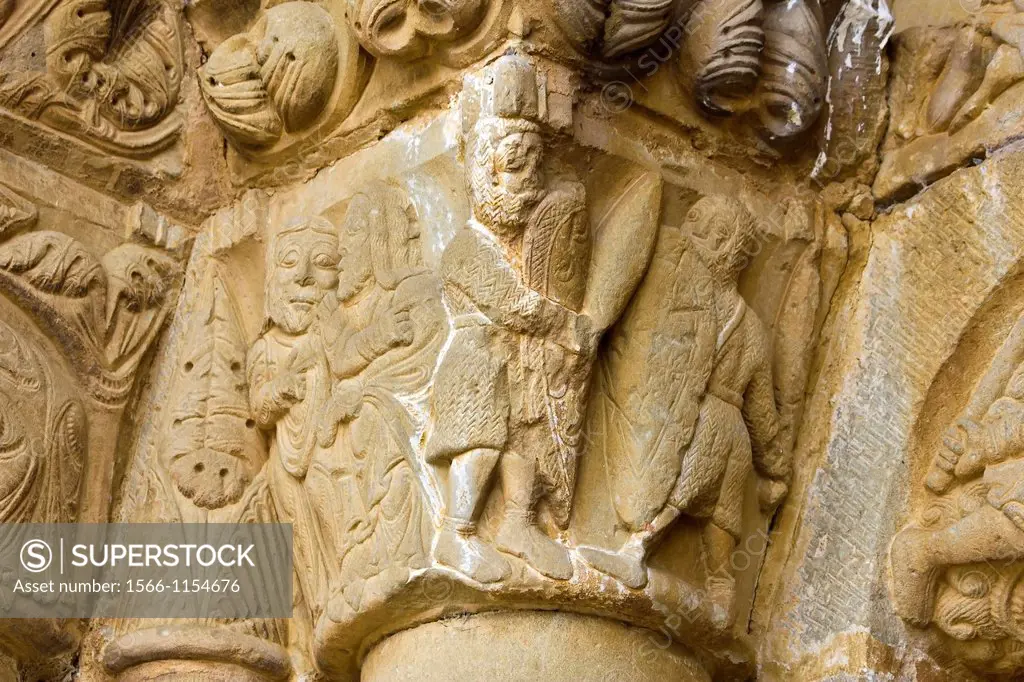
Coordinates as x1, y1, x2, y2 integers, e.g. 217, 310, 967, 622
336, 229, 373, 302
471, 123, 545, 235
268, 227, 339, 333
686, 197, 756, 282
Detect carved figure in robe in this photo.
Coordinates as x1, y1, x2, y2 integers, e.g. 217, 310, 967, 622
892, 312, 1024, 625
247, 217, 339, 618
424, 62, 597, 583
304, 183, 446, 608
580, 196, 790, 628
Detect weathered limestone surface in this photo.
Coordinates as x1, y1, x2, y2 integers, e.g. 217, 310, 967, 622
760, 144, 1024, 680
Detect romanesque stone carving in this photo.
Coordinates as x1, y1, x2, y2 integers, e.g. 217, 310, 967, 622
164, 266, 265, 510
0, 0, 950, 676
248, 216, 340, 626
0, 0, 184, 157
551, 0, 687, 61
0, 182, 36, 239
890, 311, 1024, 674
811, 0, 891, 183
106, 245, 290, 682
875, 1, 1024, 199
579, 195, 791, 629
346, 0, 488, 59
0, 318, 86, 525
309, 181, 445, 612
686, 0, 765, 116
548, 0, 827, 137
0, 231, 181, 405
425, 62, 595, 582
758, 0, 827, 137
199, 2, 340, 148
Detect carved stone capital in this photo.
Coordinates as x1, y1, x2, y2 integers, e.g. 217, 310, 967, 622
102, 51, 841, 681
0, 154, 188, 676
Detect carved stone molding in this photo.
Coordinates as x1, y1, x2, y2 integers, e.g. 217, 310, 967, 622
181, 0, 864, 187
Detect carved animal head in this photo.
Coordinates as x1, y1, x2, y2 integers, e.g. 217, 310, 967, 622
101, 244, 178, 315
347, 0, 486, 59
266, 216, 340, 334
468, 116, 545, 237
684, 195, 758, 280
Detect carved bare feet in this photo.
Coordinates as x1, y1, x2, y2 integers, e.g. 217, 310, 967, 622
496, 512, 573, 580
578, 543, 648, 589
889, 527, 940, 625
434, 527, 510, 584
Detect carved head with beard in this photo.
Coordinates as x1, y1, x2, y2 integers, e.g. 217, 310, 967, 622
266, 217, 339, 334
468, 116, 545, 240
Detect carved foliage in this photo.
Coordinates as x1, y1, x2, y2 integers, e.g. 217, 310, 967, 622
0, 317, 86, 526
0, 230, 181, 405
162, 265, 264, 510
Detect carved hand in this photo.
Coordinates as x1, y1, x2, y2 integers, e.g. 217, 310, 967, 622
272, 372, 306, 407
950, 419, 994, 479
379, 303, 415, 348
955, 431, 1003, 479
317, 381, 363, 447
572, 312, 600, 356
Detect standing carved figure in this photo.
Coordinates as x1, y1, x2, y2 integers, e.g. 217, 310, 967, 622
580, 196, 790, 627
892, 312, 1024, 626
425, 58, 597, 583
247, 217, 339, 619
306, 183, 446, 608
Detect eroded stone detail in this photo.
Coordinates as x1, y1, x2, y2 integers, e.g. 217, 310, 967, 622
891, 311, 1024, 675
579, 195, 792, 630
347, 0, 488, 59
199, 2, 340, 148
0, 0, 185, 157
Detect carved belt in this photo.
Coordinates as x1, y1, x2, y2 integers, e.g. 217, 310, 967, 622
707, 383, 743, 409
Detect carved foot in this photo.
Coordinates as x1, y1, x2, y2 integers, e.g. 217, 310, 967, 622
889, 527, 940, 625
706, 575, 737, 632
434, 527, 510, 584
496, 513, 573, 580
577, 543, 648, 589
